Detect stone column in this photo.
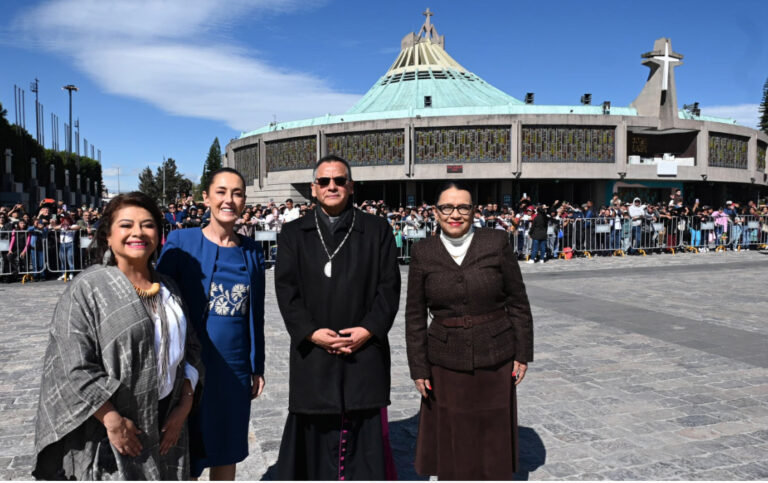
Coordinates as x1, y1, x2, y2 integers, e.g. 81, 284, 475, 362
510, 121, 521, 175
86, 177, 91, 195
697, 129, 709, 177
64, 169, 71, 205
76, 173, 82, 205
258, 140, 266, 189
403, 125, 411, 177
615, 121, 628, 172
4, 149, 11, 174
748, 133, 757, 174
407, 124, 415, 177
28, 157, 40, 208
48, 164, 56, 199
317, 131, 325, 160
3, 149, 12, 195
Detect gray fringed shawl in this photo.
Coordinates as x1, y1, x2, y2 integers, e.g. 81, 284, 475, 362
32, 264, 204, 480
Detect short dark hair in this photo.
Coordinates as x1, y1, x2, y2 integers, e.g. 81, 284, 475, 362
435, 181, 473, 205
286, 198, 293, 204
313, 155, 353, 181
205, 167, 246, 193
90, 192, 163, 268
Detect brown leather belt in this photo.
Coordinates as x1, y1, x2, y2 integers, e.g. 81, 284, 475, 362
433, 309, 507, 329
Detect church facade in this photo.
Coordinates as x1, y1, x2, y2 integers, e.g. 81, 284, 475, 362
225, 10, 767, 207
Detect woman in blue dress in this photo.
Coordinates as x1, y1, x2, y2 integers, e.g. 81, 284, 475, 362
157, 168, 266, 480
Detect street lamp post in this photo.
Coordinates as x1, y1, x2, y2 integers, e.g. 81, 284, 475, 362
163, 156, 167, 207
62, 84, 78, 173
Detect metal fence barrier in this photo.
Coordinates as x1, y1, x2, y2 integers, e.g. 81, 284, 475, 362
0, 229, 94, 282
252, 231, 278, 268
44, 229, 93, 280
0, 229, 47, 281
2, 215, 767, 281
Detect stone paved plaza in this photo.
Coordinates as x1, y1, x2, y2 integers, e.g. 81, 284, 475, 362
1, 250, 768, 480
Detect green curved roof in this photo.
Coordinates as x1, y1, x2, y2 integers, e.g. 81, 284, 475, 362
346, 68, 522, 114
345, 11, 522, 114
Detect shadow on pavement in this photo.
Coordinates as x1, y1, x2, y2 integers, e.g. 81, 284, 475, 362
513, 426, 547, 480
261, 416, 545, 480
389, 413, 427, 480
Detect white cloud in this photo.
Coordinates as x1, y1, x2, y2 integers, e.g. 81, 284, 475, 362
12, 0, 359, 131
183, 173, 203, 183
102, 167, 120, 177
701, 104, 760, 128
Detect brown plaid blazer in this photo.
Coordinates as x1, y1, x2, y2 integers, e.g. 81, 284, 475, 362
405, 228, 534, 379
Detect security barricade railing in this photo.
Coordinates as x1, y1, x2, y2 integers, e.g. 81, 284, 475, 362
391, 219, 433, 263
0, 229, 48, 281
45, 229, 93, 280
628, 216, 686, 256
0, 229, 94, 282
758, 215, 768, 249
729, 215, 764, 251
3, 214, 768, 284
252, 230, 278, 268
549, 216, 688, 258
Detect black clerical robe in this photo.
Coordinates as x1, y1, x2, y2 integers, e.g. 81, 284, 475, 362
274, 206, 400, 479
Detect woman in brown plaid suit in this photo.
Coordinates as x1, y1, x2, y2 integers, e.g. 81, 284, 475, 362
405, 181, 534, 480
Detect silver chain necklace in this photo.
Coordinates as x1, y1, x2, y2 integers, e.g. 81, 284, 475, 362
314, 208, 356, 278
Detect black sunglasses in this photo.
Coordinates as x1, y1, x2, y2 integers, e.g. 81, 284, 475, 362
314, 176, 348, 187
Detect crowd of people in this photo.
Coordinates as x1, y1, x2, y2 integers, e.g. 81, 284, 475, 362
222, 190, 768, 264
2, 189, 767, 281
0, 200, 99, 280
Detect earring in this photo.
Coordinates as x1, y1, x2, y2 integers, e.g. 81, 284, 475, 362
102, 247, 113, 264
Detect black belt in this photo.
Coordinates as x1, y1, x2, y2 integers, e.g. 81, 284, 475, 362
434, 309, 507, 329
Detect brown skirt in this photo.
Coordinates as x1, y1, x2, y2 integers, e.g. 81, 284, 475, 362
414, 359, 518, 480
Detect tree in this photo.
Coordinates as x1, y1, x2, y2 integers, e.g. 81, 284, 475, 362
138, 166, 161, 201
199, 137, 222, 196
0, 101, 7, 120
760, 77, 768, 135
136, 158, 194, 206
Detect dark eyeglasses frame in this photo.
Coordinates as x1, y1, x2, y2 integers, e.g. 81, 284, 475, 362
436, 204, 473, 216
314, 176, 349, 187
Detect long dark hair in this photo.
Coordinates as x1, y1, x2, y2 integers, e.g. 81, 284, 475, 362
89, 192, 164, 267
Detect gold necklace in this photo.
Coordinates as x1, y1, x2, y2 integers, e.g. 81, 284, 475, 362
133, 282, 161, 298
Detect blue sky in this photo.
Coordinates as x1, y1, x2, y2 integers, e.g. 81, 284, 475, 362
1, 0, 766, 193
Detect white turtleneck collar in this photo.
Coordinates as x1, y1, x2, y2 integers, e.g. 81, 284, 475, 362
439, 226, 475, 265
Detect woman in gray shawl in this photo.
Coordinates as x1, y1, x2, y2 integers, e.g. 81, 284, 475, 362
32, 192, 204, 480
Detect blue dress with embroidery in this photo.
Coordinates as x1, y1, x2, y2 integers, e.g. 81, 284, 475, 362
192, 242, 251, 475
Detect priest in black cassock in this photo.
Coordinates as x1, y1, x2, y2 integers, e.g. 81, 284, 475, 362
275, 155, 401, 480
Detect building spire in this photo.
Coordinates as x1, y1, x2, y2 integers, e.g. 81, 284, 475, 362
423, 7, 433, 28
631, 37, 684, 126
417, 7, 440, 43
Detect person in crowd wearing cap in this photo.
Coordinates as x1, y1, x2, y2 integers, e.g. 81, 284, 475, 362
527, 205, 549, 263
712, 205, 729, 245
282, 198, 301, 224
182, 206, 202, 229
628, 197, 646, 254
164, 203, 185, 231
